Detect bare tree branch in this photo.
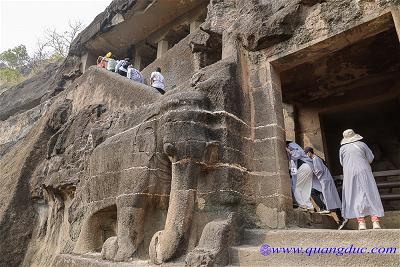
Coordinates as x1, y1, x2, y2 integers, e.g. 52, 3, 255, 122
42, 19, 85, 58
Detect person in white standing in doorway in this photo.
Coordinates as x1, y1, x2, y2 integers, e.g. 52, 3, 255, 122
150, 67, 165, 94
339, 129, 384, 230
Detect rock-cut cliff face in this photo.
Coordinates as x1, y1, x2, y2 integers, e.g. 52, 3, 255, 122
0, 59, 246, 266
1, 0, 399, 266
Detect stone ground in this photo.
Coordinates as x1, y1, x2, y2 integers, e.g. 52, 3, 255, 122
54, 228, 400, 267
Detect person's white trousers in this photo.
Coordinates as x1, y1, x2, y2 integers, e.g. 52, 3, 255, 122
295, 163, 314, 209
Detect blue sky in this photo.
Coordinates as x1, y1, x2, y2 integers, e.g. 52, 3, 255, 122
0, 0, 112, 55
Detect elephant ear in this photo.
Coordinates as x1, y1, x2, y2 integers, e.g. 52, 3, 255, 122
204, 141, 219, 164
136, 126, 156, 156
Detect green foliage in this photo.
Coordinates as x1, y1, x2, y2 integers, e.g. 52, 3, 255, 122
0, 67, 23, 86
0, 20, 85, 89
0, 44, 30, 69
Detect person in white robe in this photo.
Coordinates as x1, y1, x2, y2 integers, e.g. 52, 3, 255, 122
286, 142, 299, 202
310, 173, 324, 212
286, 142, 314, 211
305, 147, 345, 225
339, 129, 384, 230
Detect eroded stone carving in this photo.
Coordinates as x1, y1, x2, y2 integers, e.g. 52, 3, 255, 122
1, 1, 399, 266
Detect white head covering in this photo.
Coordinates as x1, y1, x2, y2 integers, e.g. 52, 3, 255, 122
341, 129, 363, 145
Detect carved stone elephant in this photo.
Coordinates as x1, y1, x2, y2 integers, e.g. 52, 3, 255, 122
148, 96, 222, 264
71, 91, 225, 263
71, 115, 170, 261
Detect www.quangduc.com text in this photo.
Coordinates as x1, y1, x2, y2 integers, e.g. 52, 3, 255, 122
259, 244, 398, 256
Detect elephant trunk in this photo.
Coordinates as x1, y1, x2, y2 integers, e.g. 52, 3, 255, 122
149, 160, 199, 264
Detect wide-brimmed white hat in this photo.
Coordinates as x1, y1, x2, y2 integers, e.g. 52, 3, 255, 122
341, 129, 363, 145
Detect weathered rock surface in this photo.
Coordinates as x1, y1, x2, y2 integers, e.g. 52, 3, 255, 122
1, 0, 399, 267
0, 63, 58, 122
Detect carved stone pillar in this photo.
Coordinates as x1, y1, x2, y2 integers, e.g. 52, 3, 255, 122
157, 39, 169, 59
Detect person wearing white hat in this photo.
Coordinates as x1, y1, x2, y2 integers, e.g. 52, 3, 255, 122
339, 129, 384, 230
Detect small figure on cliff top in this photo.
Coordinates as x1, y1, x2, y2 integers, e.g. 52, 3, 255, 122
150, 67, 165, 95
97, 51, 113, 69
115, 58, 130, 77
127, 64, 144, 84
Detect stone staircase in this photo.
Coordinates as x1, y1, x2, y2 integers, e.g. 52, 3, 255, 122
228, 228, 400, 266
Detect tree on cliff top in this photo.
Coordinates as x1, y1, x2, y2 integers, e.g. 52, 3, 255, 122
0, 20, 85, 90
0, 45, 30, 88
0, 45, 30, 71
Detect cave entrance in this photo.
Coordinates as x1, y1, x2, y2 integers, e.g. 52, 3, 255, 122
321, 99, 400, 176
273, 11, 400, 211
320, 99, 400, 211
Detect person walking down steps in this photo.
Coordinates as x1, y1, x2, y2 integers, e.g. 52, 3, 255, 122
339, 129, 384, 230
305, 147, 345, 228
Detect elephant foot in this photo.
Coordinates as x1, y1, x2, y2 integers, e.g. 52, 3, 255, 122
114, 237, 139, 262
149, 230, 164, 265
185, 248, 216, 267
101, 236, 139, 262
149, 230, 181, 265
101, 236, 118, 260
185, 218, 236, 266
114, 247, 134, 262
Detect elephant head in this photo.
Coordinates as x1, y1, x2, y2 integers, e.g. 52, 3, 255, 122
149, 91, 220, 264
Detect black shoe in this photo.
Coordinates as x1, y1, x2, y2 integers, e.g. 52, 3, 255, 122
338, 219, 348, 230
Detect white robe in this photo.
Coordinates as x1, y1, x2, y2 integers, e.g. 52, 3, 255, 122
339, 141, 384, 219
288, 142, 314, 208
312, 156, 341, 210
296, 163, 314, 209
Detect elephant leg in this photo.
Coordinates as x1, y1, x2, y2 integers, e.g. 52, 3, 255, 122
113, 194, 147, 262
149, 161, 199, 264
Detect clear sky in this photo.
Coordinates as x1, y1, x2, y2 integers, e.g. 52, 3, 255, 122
0, 0, 112, 55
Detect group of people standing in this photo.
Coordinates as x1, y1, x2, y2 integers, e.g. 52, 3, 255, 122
97, 52, 166, 94
287, 129, 384, 230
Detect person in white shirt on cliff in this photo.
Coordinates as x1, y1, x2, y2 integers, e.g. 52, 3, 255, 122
150, 67, 165, 94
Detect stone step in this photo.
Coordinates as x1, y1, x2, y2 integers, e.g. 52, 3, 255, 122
231, 229, 400, 266
243, 228, 400, 247
291, 209, 339, 229
344, 211, 400, 230
228, 245, 400, 266
291, 210, 400, 230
